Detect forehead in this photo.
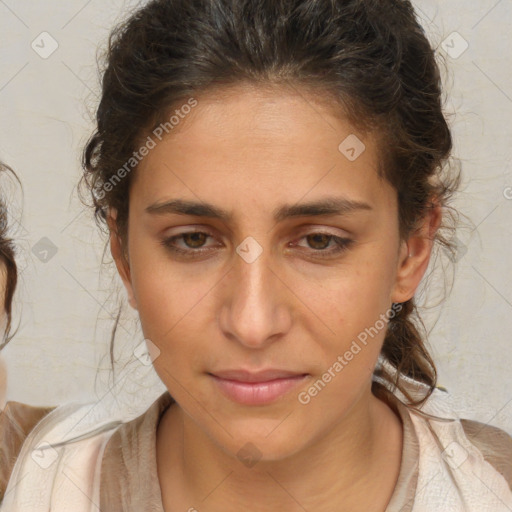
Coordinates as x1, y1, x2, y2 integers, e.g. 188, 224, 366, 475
133, 84, 394, 216
150, 82, 372, 153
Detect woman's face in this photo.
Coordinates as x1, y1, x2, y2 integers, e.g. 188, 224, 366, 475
111, 83, 434, 460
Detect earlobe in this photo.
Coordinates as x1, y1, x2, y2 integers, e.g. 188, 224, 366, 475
107, 209, 138, 311
391, 202, 442, 304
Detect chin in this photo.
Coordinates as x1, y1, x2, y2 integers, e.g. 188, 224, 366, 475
215, 424, 305, 466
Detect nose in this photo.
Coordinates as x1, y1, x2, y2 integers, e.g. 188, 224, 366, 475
218, 243, 292, 350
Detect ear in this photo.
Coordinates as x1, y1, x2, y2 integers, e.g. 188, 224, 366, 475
107, 209, 138, 310
391, 201, 442, 304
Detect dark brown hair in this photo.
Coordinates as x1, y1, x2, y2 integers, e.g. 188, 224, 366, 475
0, 163, 20, 350
81, 0, 461, 407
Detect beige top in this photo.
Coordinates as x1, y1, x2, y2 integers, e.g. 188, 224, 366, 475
1, 384, 512, 511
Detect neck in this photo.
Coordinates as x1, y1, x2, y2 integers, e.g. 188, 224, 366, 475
156, 384, 403, 512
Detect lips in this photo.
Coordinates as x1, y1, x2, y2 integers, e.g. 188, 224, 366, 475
208, 369, 309, 405
209, 369, 308, 383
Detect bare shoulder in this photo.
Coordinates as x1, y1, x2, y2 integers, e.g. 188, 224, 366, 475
0, 401, 56, 501
461, 418, 512, 490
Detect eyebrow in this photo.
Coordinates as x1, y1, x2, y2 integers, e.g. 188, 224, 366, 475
145, 196, 373, 222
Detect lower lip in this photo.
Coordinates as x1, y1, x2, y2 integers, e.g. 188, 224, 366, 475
209, 374, 309, 405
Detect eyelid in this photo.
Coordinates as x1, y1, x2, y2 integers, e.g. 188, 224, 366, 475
163, 225, 348, 245
293, 224, 351, 237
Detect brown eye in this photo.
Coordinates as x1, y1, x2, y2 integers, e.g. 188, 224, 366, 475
160, 231, 216, 257
182, 232, 208, 248
305, 233, 332, 250
294, 232, 354, 258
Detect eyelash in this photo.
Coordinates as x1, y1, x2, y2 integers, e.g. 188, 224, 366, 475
160, 230, 354, 259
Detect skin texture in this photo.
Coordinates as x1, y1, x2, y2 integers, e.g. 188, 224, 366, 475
109, 83, 441, 511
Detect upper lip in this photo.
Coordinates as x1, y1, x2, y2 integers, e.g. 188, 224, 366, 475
209, 369, 308, 383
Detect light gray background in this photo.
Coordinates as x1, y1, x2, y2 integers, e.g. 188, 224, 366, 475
0, 1, 511, 432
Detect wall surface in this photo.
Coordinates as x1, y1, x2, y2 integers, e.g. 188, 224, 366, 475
0, 0, 511, 433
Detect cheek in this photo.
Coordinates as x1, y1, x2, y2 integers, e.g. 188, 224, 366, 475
133, 266, 204, 340
289, 252, 398, 379
128, 242, 218, 361
296, 258, 395, 327
132, 262, 209, 390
